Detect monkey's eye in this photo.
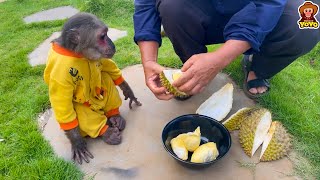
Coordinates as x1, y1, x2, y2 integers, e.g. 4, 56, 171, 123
100, 34, 106, 40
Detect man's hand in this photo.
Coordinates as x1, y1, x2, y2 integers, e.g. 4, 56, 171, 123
172, 40, 251, 95
119, 81, 142, 109
172, 53, 224, 95
143, 61, 174, 100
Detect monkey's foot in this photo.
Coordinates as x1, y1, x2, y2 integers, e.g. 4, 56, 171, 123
102, 127, 122, 145
108, 115, 126, 131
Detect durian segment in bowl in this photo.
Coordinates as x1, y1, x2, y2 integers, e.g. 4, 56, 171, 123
191, 142, 219, 163
196, 83, 233, 121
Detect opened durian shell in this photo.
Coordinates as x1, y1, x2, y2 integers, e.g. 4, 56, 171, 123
259, 121, 292, 161
159, 70, 190, 98
196, 83, 233, 121
223, 107, 260, 131
238, 108, 272, 157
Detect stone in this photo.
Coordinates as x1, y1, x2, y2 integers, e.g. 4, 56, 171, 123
39, 65, 297, 179
28, 32, 61, 67
28, 28, 127, 66
23, 6, 79, 24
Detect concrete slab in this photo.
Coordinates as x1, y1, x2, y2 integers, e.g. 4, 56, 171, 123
28, 28, 127, 67
28, 32, 61, 67
23, 6, 79, 24
39, 65, 297, 180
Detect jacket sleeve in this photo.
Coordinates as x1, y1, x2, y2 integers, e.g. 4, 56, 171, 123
49, 78, 78, 130
133, 0, 162, 46
223, 0, 287, 54
101, 59, 125, 85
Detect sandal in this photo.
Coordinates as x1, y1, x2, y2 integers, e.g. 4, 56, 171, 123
241, 55, 270, 99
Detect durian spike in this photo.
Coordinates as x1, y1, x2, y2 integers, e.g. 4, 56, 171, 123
223, 107, 251, 131
159, 70, 189, 98
196, 83, 233, 121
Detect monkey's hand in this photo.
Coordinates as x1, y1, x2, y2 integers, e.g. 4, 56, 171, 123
108, 115, 126, 131
102, 127, 122, 145
119, 80, 142, 109
65, 127, 94, 164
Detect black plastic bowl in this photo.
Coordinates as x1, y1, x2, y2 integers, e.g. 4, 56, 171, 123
162, 114, 231, 169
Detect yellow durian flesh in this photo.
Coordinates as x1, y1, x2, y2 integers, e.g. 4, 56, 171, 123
183, 127, 201, 152
159, 70, 189, 98
172, 72, 182, 81
170, 136, 188, 160
196, 83, 233, 121
191, 142, 219, 163
259, 121, 291, 161
238, 109, 272, 157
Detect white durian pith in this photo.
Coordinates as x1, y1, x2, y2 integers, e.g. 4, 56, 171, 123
238, 108, 272, 157
160, 70, 189, 98
196, 83, 233, 121
259, 121, 291, 161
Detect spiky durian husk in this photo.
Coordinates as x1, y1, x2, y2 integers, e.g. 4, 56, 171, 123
223, 108, 260, 131
260, 121, 291, 161
159, 71, 190, 98
238, 108, 271, 157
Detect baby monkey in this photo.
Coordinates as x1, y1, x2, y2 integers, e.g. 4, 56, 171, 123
44, 13, 142, 164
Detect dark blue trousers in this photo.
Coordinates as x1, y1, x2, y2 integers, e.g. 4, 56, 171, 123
157, 0, 320, 79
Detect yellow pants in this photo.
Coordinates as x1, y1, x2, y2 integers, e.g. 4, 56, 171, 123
74, 73, 122, 138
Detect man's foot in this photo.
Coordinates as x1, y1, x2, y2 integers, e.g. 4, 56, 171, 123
247, 71, 268, 94
242, 55, 270, 99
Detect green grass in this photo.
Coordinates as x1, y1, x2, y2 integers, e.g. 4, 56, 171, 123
0, 0, 319, 179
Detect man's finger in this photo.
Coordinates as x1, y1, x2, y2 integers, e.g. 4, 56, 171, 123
172, 70, 193, 88
177, 77, 199, 93
181, 57, 196, 72
190, 84, 204, 95
155, 93, 174, 100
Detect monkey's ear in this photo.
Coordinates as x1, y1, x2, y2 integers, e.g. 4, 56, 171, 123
68, 29, 80, 45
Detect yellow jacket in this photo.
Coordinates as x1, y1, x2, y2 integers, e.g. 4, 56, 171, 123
44, 43, 123, 136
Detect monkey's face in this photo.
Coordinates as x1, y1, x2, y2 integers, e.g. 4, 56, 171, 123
81, 27, 116, 61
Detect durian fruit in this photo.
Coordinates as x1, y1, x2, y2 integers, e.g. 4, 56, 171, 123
183, 126, 201, 152
196, 83, 233, 121
191, 142, 219, 163
223, 107, 259, 131
170, 136, 188, 160
259, 121, 291, 161
159, 70, 190, 98
239, 108, 272, 157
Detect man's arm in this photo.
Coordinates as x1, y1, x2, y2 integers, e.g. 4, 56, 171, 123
134, 0, 173, 100
224, 0, 288, 53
